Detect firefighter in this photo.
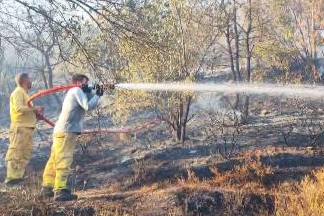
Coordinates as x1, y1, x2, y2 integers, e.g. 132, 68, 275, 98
4, 73, 44, 185
41, 74, 109, 201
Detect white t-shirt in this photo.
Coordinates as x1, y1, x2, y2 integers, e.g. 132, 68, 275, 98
54, 87, 99, 133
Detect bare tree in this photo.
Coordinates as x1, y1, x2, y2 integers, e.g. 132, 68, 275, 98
0, 8, 74, 105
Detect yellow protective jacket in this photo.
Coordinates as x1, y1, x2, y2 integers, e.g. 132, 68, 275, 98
10, 86, 36, 128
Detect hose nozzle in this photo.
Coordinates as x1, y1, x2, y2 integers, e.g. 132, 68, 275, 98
87, 83, 115, 91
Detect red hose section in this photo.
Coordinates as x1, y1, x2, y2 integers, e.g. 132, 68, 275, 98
27, 84, 161, 134
27, 84, 81, 127
82, 118, 161, 134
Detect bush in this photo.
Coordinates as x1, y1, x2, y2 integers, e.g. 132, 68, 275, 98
276, 169, 324, 216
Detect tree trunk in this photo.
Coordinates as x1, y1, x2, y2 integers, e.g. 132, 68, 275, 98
171, 96, 192, 143
178, 100, 183, 141
244, 0, 253, 121
44, 52, 62, 107
225, 17, 237, 81
311, 1, 317, 59
233, 0, 241, 81
181, 96, 192, 143
40, 68, 51, 104
234, 93, 240, 109
40, 68, 49, 89
243, 96, 250, 122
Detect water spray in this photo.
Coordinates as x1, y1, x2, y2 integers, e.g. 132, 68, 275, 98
28, 82, 324, 134
115, 82, 324, 99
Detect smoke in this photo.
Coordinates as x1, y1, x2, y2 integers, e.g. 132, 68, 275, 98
116, 82, 324, 99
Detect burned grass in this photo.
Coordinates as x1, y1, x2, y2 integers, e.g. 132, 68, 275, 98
3, 110, 324, 215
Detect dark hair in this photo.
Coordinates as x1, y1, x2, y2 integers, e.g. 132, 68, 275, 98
72, 74, 89, 83
15, 73, 29, 86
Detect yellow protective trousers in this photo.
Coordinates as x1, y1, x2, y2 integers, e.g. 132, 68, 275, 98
5, 127, 34, 180
42, 132, 78, 191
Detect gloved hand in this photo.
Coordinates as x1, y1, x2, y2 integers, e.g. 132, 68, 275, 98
95, 84, 104, 96
107, 83, 115, 90
36, 113, 44, 120
81, 84, 92, 93
34, 106, 44, 114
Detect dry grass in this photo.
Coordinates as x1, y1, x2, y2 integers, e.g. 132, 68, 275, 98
0, 173, 48, 216
175, 155, 274, 197
177, 155, 324, 216
177, 169, 205, 188
276, 169, 324, 216
173, 157, 276, 215
94, 208, 133, 216
138, 182, 159, 193
210, 156, 273, 190
4, 152, 324, 216
131, 158, 151, 185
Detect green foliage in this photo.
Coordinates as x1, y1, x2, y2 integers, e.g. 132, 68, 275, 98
109, 0, 213, 130
253, 0, 323, 83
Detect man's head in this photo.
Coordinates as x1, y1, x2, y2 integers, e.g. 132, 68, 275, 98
15, 73, 32, 90
72, 74, 89, 85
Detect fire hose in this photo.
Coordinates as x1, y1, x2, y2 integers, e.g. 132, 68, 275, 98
27, 84, 161, 134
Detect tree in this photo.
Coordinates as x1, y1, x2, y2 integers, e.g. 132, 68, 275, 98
104, 0, 221, 142
0, 8, 78, 105
215, 0, 262, 120
253, 0, 324, 83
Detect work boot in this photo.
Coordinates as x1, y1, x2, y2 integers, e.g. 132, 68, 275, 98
40, 186, 54, 198
3, 178, 23, 186
54, 189, 78, 201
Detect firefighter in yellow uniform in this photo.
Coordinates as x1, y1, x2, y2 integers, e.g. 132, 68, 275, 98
4, 73, 44, 185
41, 74, 107, 201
